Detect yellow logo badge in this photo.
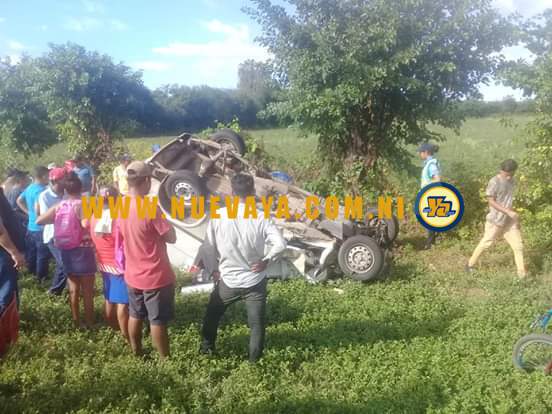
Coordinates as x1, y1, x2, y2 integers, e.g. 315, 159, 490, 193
415, 182, 464, 232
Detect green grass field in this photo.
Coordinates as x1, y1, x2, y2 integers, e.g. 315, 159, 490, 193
2, 115, 552, 413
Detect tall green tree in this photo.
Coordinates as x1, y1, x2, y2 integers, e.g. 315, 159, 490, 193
503, 8, 552, 245
238, 59, 278, 106
37, 43, 155, 166
246, 0, 516, 176
0, 56, 56, 158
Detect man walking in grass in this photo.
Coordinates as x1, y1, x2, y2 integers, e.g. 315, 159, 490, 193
199, 173, 286, 362
466, 159, 527, 278
118, 161, 176, 359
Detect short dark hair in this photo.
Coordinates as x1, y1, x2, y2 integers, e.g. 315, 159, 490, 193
127, 176, 149, 188
34, 166, 49, 179
64, 172, 82, 195
500, 159, 518, 173
231, 173, 255, 198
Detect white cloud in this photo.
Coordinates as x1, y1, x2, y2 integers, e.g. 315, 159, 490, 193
153, 20, 269, 61
7, 54, 21, 64
7, 40, 25, 51
82, 0, 105, 14
64, 16, 102, 31
110, 19, 128, 31
0, 17, 5, 23
131, 61, 172, 71
40, 25, 48, 31
3, 40, 25, 64
493, 0, 550, 17
63, 16, 129, 32
151, 20, 269, 87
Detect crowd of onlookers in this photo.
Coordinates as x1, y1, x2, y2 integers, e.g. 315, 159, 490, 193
0, 156, 130, 333
0, 142, 527, 362
0, 147, 285, 362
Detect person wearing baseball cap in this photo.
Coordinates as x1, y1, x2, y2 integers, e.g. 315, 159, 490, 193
113, 153, 132, 196
117, 160, 176, 359
37, 167, 67, 295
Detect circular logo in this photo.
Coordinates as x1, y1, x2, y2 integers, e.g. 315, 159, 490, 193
414, 182, 464, 232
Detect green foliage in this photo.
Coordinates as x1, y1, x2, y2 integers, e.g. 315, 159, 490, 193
503, 9, 552, 249
0, 57, 57, 166
36, 43, 157, 168
457, 98, 536, 118
3, 243, 552, 413
152, 84, 274, 133
237, 59, 279, 107
246, 0, 516, 180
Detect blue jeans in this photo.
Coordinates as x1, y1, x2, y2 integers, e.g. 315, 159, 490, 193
25, 230, 50, 281
0, 251, 18, 313
47, 241, 66, 294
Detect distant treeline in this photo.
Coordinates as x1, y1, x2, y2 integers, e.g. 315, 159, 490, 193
457, 98, 536, 118
143, 94, 536, 135
146, 85, 274, 134
140, 60, 279, 134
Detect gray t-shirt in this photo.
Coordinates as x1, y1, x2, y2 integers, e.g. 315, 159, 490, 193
485, 175, 515, 226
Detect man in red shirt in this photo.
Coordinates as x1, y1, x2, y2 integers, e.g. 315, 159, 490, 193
118, 161, 176, 359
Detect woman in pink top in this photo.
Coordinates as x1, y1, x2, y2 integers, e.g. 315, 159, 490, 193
89, 187, 129, 342
37, 172, 96, 329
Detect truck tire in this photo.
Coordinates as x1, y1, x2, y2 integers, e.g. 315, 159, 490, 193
338, 235, 384, 282
211, 129, 246, 155
163, 171, 208, 227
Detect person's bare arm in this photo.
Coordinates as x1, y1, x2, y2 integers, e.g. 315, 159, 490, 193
488, 197, 518, 221
16, 194, 28, 215
0, 219, 25, 269
36, 205, 57, 225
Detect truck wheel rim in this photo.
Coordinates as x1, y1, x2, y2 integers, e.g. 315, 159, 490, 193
347, 245, 374, 273
174, 182, 195, 201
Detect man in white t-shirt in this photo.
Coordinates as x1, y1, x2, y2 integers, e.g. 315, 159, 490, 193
37, 168, 66, 295
199, 173, 286, 362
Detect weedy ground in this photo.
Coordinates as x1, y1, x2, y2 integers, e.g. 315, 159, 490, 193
2, 115, 551, 413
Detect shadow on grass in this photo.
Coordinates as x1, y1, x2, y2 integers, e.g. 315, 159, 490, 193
172, 289, 304, 330
236, 381, 448, 414
217, 303, 463, 362
397, 234, 427, 251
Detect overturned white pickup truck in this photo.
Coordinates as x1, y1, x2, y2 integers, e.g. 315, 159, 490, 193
145, 130, 399, 292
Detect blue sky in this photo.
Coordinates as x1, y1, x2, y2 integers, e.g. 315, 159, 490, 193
0, 0, 549, 100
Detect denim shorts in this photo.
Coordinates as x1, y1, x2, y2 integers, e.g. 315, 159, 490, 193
60, 247, 97, 276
